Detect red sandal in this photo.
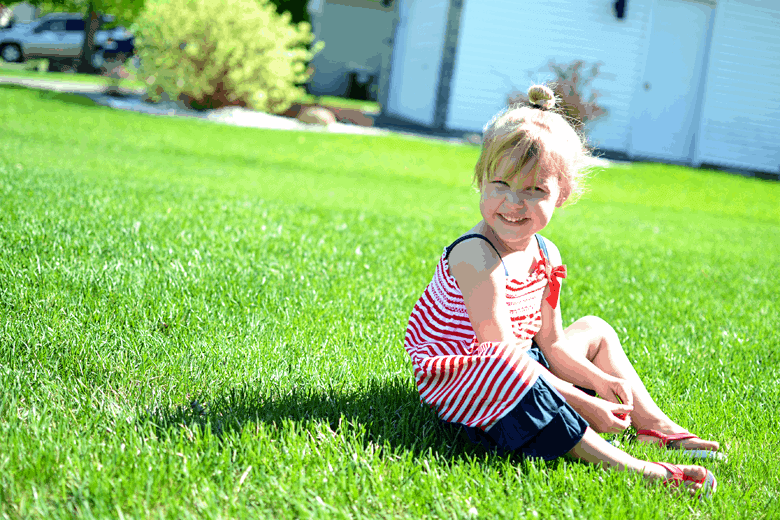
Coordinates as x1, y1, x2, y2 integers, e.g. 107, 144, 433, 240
637, 429, 725, 460
637, 429, 699, 448
651, 462, 717, 499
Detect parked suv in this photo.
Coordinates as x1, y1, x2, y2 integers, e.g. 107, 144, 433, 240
0, 12, 134, 69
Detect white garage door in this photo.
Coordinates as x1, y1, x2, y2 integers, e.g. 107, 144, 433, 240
629, 0, 715, 164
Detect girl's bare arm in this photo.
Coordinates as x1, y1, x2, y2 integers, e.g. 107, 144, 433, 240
533, 241, 633, 407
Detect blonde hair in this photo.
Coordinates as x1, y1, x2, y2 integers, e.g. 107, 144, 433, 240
473, 84, 593, 206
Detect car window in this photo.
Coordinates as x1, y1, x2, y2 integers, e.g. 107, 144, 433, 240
65, 19, 85, 32
49, 20, 66, 32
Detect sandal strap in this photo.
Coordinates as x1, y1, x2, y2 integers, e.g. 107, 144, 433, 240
653, 462, 706, 486
637, 428, 699, 448
653, 462, 682, 486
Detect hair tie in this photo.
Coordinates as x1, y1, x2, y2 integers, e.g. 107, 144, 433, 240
529, 103, 548, 111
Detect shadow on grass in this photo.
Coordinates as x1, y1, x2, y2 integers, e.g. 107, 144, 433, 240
0, 83, 99, 108
137, 376, 523, 464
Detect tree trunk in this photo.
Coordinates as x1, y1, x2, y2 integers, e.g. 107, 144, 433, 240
77, 4, 101, 74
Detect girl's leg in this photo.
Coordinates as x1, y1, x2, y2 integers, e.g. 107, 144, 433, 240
565, 316, 719, 451
569, 427, 711, 495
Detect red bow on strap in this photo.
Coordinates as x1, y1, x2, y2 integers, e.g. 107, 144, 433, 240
543, 262, 567, 309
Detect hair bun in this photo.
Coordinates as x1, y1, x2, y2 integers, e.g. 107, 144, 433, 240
527, 85, 556, 110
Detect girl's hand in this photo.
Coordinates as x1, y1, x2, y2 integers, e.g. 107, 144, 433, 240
579, 397, 633, 434
593, 375, 634, 410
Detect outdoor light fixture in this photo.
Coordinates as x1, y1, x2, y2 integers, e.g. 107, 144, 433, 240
614, 0, 627, 19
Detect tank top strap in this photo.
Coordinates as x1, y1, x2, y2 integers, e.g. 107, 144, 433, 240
444, 233, 509, 277
535, 234, 549, 262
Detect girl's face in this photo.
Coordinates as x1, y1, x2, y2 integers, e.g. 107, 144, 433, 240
479, 151, 560, 252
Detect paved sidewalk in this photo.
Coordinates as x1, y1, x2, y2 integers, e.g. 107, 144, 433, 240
0, 75, 145, 95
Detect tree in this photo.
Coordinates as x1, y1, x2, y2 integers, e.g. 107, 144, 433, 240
26, 0, 144, 73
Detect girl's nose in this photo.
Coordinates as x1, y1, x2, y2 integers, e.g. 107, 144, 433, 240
504, 190, 525, 207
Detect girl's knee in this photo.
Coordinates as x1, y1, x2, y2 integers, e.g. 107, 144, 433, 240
579, 316, 620, 346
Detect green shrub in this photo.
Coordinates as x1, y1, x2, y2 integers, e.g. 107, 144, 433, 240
133, 0, 320, 112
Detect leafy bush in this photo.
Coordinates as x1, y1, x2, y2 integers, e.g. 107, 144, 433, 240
508, 60, 607, 133
133, 0, 320, 112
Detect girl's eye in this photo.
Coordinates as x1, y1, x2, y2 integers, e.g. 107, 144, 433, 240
492, 180, 509, 187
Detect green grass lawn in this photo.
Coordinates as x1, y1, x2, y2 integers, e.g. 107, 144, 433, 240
1, 84, 779, 519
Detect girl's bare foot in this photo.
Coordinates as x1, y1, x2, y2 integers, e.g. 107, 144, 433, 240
567, 429, 717, 498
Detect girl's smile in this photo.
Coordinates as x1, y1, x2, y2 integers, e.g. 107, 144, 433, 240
497, 214, 528, 224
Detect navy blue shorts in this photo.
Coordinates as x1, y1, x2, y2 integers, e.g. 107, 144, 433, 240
454, 342, 589, 461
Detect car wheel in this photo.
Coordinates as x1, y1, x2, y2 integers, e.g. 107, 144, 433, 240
0, 44, 24, 63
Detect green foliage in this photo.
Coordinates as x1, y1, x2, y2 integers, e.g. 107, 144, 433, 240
133, 0, 319, 112
29, 0, 145, 25
27, 0, 144, 27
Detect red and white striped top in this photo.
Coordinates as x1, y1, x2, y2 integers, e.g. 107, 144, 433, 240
404, 248, 559, 431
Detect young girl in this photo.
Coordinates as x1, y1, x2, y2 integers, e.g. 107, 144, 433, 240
403, 85, 719, 496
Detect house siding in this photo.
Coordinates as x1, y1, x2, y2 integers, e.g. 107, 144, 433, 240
695, 0, 780, 173
374, 0, 778, 174
445, 0, 654, 155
